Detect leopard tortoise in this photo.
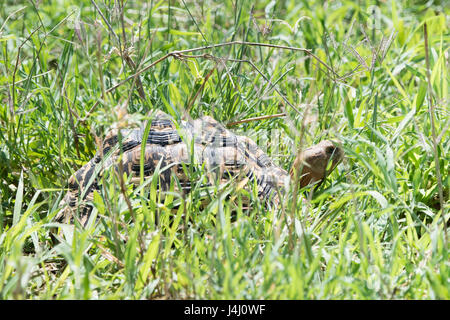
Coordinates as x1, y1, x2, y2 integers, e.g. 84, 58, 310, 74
56, 110, 344, 226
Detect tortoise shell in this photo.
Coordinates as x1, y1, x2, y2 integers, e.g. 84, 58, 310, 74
56, 110, 293, 226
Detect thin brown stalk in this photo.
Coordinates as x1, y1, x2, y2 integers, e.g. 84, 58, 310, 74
175, 41, 339, 78
108, 41, 337, 96
0, 6, 26, 34
83, 41, 338, 122
123, 54, 147, 101
82, 51, 170, 120
90, 0, 121, 43
226, 57, 302, 115
90, 0, 146, 101
226, 113, 286, 127
119, 0, 146, 101
96, 242, 125, 268
124, 29, 157, 108
186, 66, 216, 114
84, 41, 313, 120
119, 0, 127, 45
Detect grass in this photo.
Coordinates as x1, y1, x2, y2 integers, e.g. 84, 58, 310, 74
0, 0, 448, 299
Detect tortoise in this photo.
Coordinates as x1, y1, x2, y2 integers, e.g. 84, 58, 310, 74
56, 110, 344, 226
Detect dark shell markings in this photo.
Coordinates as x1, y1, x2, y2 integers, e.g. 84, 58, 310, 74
56, 110, 343, 226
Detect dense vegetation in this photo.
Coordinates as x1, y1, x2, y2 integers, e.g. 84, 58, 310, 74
0, 0, 448, 299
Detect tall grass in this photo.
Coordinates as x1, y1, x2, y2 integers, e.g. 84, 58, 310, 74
0, 0, 448, 299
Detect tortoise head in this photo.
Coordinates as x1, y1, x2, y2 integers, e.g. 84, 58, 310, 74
290, 140, 344, 188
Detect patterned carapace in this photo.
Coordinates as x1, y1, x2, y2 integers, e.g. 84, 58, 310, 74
56, 110, 343, 226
